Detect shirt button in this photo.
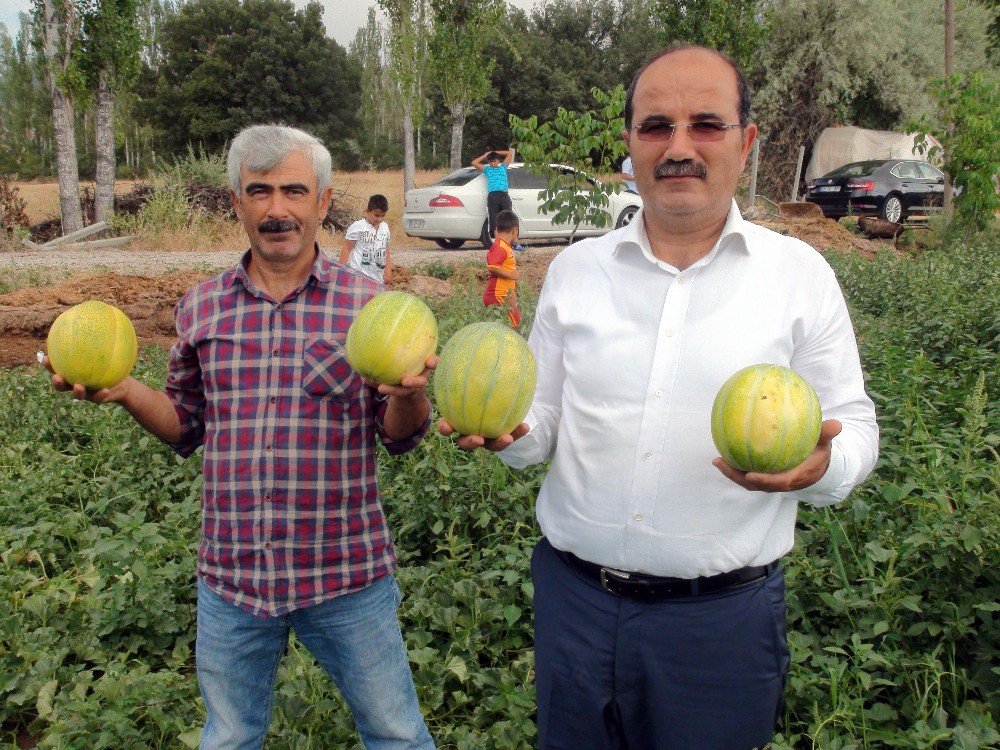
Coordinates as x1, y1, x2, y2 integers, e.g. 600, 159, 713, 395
265, 445, 272, 452
264, 542, 271, 550
269, 396, 277, 404
272, 348, 279, 356
634, 513, 643, 521
664, 330, 674, 338
264, 492, 272, 501
644, 451, 652, 460
677, 276, 686, 285
654, 389, 663, 398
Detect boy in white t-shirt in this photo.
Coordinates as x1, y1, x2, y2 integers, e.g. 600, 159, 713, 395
339, 194, 391, 285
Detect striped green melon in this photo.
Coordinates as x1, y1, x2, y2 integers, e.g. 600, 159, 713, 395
345, 291, 438, 385
434, 322, 536, 439
46, 300, 138, 389
711, 363, 822, 473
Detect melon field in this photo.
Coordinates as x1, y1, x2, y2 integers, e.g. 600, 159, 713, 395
1, 235, 998, 749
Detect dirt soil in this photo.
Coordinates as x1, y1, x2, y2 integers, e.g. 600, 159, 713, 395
0, 250, 559, 369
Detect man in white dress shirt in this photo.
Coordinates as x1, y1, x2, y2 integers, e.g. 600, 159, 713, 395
440, 43, 878, 749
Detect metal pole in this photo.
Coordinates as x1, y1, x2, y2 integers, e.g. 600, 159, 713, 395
748, 139, 760, 208
790, 145, 805, 202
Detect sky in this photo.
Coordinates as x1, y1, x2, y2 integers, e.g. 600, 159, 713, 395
0, 0, 543, 49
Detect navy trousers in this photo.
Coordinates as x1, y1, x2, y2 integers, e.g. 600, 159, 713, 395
531, 537, 789, 750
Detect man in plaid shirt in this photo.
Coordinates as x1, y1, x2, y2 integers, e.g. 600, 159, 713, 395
46, 125, 437, 750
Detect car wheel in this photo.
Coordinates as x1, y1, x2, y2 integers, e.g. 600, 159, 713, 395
616, 205, 640, 228
879, 194, 905, 224
434, 238, 465, 250
479, 221, 492, 249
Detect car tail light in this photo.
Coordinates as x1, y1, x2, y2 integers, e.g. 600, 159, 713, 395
846, 181, 875, 191
429, 194, 464, 207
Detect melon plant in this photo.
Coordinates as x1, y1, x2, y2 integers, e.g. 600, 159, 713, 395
345, 291, 438, 385
46, 300, 138, 389
434, 322, 536, 439
711, 363, 822, 473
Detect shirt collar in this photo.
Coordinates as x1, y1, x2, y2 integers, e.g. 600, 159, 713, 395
614, 199, 753, 267
228, 243, 333, 292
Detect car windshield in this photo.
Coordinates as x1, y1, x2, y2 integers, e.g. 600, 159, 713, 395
433, 168, 481, 187
824, 161, 885, 178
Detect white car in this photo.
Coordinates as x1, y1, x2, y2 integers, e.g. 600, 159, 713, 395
402, 163, 642, 249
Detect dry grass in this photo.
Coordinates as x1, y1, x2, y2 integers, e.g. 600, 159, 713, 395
14, 170, 450, 251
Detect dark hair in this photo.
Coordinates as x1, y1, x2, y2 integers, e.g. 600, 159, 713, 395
487, 151, 502, 162
624, 43, 752, 129
495, 210, 519, 233
367, 194, 389, 212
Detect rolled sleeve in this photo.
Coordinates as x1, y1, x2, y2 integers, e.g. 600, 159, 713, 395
374, 392, 431, 455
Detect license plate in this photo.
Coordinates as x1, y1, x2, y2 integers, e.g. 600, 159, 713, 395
407, 219, 425, 228
817, 186, 840, 193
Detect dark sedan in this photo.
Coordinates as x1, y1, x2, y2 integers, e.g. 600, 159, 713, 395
805, 159, 945, 223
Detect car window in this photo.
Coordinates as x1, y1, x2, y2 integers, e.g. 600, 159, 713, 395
892, 162, 921, 179
433, 168, 481, 187
916, 163, 943, 180
510, 167, 549, 190
824, 161, 885, 178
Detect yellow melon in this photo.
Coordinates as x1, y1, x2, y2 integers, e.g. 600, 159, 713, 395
433, 322, 536, 438
46, 300, 138, 389
345, 291, 438, 385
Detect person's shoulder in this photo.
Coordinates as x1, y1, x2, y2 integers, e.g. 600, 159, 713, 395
739, 219, 838, 278
346, 218, 369, 233
547, 232, 618, 277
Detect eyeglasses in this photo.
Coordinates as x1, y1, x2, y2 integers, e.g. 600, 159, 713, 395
631, 120, 741, 142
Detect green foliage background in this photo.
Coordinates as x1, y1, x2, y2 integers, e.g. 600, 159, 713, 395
2, 237, 999, 747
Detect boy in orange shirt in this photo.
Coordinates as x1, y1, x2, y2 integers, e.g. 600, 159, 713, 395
483, 209, 521, 327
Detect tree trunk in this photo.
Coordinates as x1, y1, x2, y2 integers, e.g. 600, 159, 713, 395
449, 104, 466, 170
41, 0, 83, 233
94, 69, 116, 222
402, 106, 416, 196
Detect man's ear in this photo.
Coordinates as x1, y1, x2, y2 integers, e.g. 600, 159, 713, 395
230, 189, 244, 221
318, 185, 334, 222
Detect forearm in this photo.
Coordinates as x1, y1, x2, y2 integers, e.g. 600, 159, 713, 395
382, 392, 431, 442
119, 378, 184, 444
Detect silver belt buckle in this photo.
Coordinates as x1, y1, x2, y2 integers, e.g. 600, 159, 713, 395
600, 567, 631, 591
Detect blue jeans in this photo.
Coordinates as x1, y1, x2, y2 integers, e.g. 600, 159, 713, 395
196, 575, 435, 750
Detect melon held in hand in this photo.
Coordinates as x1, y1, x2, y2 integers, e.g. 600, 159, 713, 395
46, 300, 139, 389
434, 322, 536, 439
345, 291, 438, 385
711, 363, 822, 474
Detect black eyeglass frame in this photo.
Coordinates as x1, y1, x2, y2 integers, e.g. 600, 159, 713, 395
630, 120, 742, 142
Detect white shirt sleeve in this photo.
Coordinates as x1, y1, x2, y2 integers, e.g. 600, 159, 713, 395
787, 263, 879, 506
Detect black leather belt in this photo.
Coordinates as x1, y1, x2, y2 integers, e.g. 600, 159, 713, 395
555, 548, 778, 601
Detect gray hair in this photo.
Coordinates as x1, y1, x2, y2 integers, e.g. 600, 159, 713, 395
227, 124, 332, 197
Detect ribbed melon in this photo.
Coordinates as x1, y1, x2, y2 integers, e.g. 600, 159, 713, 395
46, 300, 138, 389
433, 322, 536, 439
345, 291, 438, 385
711, 363, 822, 473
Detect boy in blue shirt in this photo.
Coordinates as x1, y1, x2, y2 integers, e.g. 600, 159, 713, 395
472, 148, 516, 243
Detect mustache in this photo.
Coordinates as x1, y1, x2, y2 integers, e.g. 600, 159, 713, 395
654, 160, 707, 179
258, 219, 300, 233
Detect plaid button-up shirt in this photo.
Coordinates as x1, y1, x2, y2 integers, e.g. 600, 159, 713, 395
165, 248, 428, 617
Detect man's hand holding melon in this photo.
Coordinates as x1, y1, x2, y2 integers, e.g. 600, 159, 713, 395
43, 300, 138, 404
710, 363, 842, 492
43, 299, 183, 443
433, 322, 536, 452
